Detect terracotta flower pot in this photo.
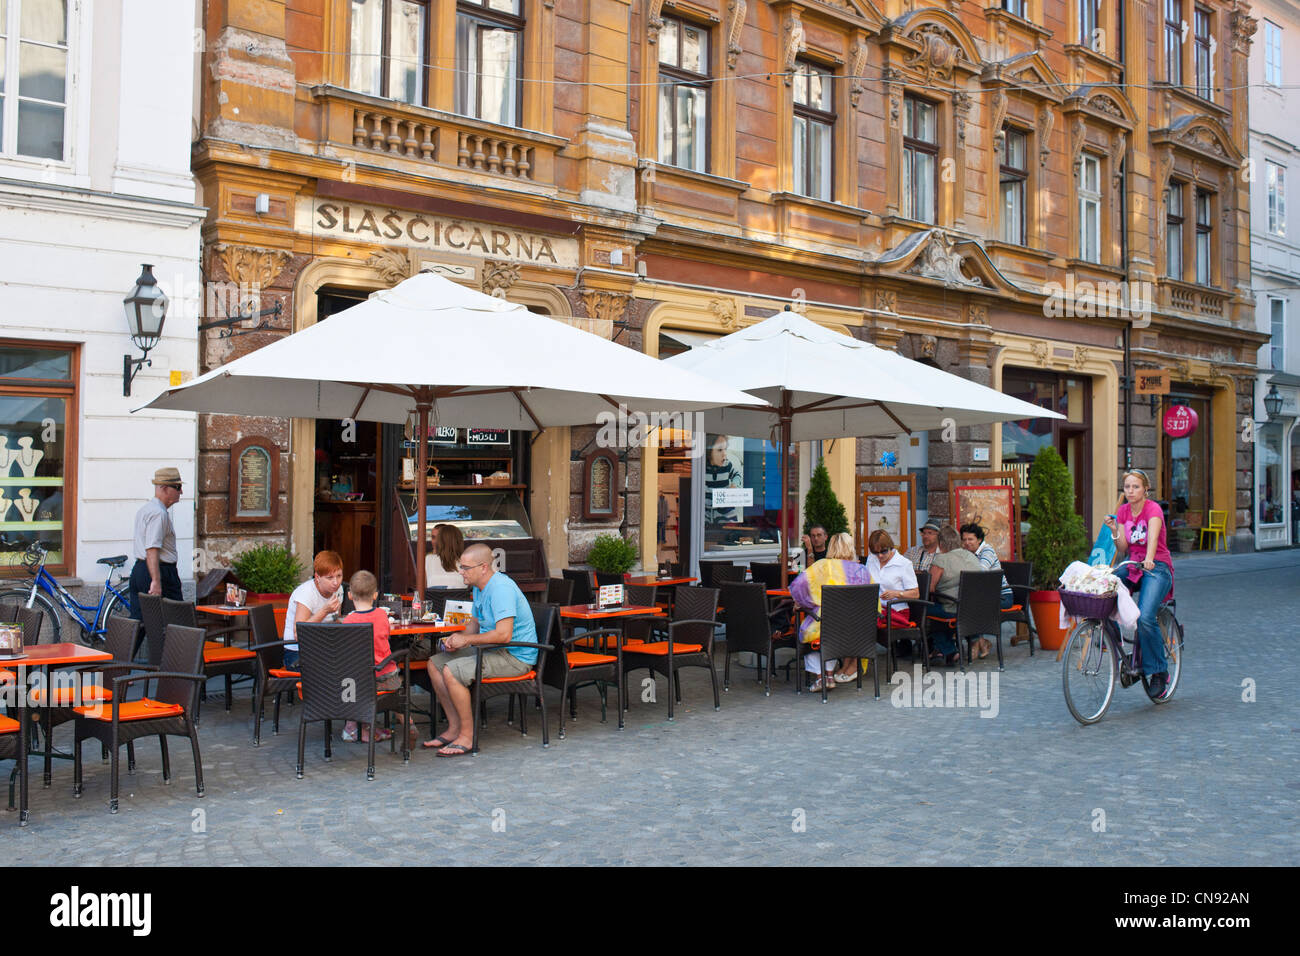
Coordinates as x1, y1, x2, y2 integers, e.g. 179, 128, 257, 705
1029, 589, 1070, 651
245, 592, 290, 605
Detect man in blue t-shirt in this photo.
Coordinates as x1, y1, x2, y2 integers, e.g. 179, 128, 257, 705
423, 543, 538, 757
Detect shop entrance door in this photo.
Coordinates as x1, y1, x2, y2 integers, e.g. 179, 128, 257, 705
1161, 395, 1212, 523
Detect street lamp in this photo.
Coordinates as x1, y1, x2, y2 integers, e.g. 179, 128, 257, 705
123, 264, 168, 396
1263, 384, 1283, 421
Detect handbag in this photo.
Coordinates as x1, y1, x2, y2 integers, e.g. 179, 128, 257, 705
876, 606, 912, 629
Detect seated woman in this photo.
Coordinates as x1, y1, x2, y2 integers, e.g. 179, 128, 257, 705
789, 532, 873, 692
959, 522, 1015, 659
425, 523, 466, 590
927, 525, 983, 666
865, 529, 920, 668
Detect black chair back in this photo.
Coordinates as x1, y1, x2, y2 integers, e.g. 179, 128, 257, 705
594, 571, 624, 589
248, 603, 284, 671
625, 584, 656, 608
711, 563, 746, 586
916, 568, 932, 604
296, 622, 377, 723
698, 561, 733, 588
137, 593, 167, 666
546, 577, 573, 606
156, 624, 206, 711
534, 604, 566, 688
671, 586, 719, 651
425, 588, 472, 617
748, 562, 782, 590
562, 568, 593, 605
955, 571, 1004, 641
0, 603, 43, 645
1001, 561, 1032, 599
718, 582, 769, 654
101, 615, 140, 682
161, 597, 199, 630
818, 585, 880, 662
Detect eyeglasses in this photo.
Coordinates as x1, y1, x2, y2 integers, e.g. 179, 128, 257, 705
457, 562, 487, 573
871, 549, 892, 556
163, 484, 182, 492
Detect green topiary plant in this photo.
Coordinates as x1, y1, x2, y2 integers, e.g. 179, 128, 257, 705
1023, 445, 1089, 590
231, 544, 304, 595
586, 534, 638, 575
802, 460, 850, 537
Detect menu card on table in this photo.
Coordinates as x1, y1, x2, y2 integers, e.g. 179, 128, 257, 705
598, 584, 624, 609
443, 600, 474, 626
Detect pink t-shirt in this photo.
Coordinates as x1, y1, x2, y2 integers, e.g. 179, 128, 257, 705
1118, 499, 1172, 581
344, 607, 396, 678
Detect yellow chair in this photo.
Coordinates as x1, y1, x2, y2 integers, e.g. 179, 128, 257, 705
1199, 510, 1227, 552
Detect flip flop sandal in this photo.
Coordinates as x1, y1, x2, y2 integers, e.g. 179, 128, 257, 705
436, 743, 472, 757
422, 736, 452, 750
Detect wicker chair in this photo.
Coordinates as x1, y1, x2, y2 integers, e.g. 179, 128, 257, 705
620, 583, 659, 646
814, 584, 881, 702
424, 588, 472, 617
247, 603, 300, 746
136, 593, 167, 667
295, 622, 411, 780
0, 710, 26, 825
624, 585, 721, 720
540, 602, 620, 738
878, 572, 935, 680
0, 602, 44, 645
545, 577, 574, 606
748, 561, 783, 591
1000, 560, 1037, 655
926, 571, 1005, 669
470, 608, 551, 753
718, 582, 796, 695
562, 569, 593, 606
162, 598, 257, 718
72, 623, 207, 814
593, 571, 625, 590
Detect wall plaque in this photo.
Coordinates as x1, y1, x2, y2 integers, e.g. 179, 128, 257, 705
583, 450, 618, 520
229, 436, 279, 523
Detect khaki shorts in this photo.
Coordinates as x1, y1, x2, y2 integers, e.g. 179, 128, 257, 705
430, 646, 532, 685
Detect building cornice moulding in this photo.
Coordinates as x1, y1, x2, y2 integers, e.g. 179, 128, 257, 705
0, 180, 206, 228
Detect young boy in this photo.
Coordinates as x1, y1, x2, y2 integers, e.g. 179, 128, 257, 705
340, 570, 405, 744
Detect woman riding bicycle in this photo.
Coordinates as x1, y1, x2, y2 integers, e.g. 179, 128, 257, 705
1102, 469, 1174, 701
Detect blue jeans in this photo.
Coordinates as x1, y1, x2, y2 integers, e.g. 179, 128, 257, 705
283, 649, 300, 669
1131, 562, 1173, 676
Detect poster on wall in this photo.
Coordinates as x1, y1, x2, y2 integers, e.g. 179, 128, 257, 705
705, 434, 744, 524
863, 491, 908, 553
952, 485, 1017, 561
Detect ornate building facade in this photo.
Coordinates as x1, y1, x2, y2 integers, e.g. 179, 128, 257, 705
192, 0, 1264, 579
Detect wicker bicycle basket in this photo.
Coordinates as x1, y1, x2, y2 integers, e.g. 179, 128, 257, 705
1059, 589, 1118, 618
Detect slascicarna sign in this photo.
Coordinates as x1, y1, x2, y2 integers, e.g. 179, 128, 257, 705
298, 199, 578, 267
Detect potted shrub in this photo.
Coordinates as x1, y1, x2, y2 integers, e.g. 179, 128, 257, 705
586, 534, 638, 578
1022, 446, 1089, 650
231, 544, 304, 602
1170, 526, 1198, 553
803, 460, 850, 537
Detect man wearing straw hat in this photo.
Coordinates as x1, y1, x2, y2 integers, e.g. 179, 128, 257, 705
129, 467, 184, 620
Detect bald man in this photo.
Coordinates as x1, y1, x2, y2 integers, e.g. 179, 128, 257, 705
422, 543, 539, 756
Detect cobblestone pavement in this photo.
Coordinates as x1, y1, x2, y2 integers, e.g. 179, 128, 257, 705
7, 550, 1299, 866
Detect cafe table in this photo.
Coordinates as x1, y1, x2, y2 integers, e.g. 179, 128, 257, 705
558, 604, 665, 729
3, 643, 112, 826
624, 576, 698, 615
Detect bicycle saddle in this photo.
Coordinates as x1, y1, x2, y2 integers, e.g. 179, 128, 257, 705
97, 555, 128, 568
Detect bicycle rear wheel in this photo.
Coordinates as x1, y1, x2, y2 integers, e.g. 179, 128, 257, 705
1142, 609, 1184, 703
0, 587, 63, 643
1062, 619, 1117, 725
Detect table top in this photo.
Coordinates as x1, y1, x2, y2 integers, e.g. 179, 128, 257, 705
767, 588, 791, 597
197, 601, 286, 616
2, 643, 112, 666
390, 622, 464, 636
625, 576, 698, 587
560, 604, 666, 620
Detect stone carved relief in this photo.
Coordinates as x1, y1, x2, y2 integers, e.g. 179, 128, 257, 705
966, 302, 988, 326
991, 89, 1008, 157
481, 260, 521, 296
726, 0, 746, 70
903, 24, 968, 82
782, 10, 806, 85
581, 289, 631, 324
919, 334, 938, 358
875, 289, 897, 313
1110, 130, 1128, 189
952, 91, 972, 145
1087, 94, 1125, 120
1179, 124, 1228, 158
1037, 106, 1054, 168
218, 245, 293, 289
905, 232, 983, 288
709, 298, 739, 330
1069, 116, 1087, 178
1029, 340, 1049, 364
849, 38, 869, 108
367, 248, 414, 286
1230, 2, 1258, 54
1073, 346, 1092, 370
885, 68, 905, 129
647, 0, 666, 43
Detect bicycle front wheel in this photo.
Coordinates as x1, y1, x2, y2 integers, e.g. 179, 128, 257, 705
0, 587, 63, 644
1062, 619, 1117, 725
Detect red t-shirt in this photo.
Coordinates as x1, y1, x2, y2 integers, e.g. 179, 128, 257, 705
343, 607, 396, 678
1118, 499, 1172, 582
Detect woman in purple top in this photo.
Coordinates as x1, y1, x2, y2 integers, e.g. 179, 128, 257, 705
1102, 469, 1175, 700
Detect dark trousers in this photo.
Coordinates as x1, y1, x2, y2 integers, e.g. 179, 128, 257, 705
128, 559, 182, 620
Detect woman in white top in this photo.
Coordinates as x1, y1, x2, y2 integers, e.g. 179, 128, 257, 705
865, 529, 920, 609
425, 523, 467, 590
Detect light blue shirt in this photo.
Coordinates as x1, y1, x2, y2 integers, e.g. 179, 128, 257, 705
472, 571, 538, 665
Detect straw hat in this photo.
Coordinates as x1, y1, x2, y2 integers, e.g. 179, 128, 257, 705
152, 467, 182, 486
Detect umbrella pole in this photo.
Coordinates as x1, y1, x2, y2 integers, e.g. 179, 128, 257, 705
415, 398, 431, 599
779, 392, 793, 590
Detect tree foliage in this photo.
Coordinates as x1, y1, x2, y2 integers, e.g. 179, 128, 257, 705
803, 460, 850, 537
1023, 445, 1089, 590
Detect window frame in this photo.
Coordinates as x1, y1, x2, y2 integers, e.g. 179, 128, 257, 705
1080, 0, 1100, 50
999, 126, 1028, 246
1269, 298, 1285, 370
1193, 6, 1213, 100
1194, 188, 1213, 286
1164, 0, 1183, 85
1266, 160, 1287, 238
791, 59, 835, 202
1002, 0, 1026, 18
349, 0, 433, 107
1166, 180, 1185, 279
0, 0, 73, 164
455, 0, 526, 127
0, 339, 79, 579
1078, 152, 1102, 263
902, 95, 939, 225
656, 14, 712, 173
1263, 20, 1282, 86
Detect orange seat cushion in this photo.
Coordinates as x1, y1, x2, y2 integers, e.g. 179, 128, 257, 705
408, 660, 428, 670
625, 642, 702, 656
74, 699, 184, 721
927, 615, 955, 624
566, 651, 617, 667
204, 645, 257, 664
268, 667, 300, 679
31, 684, 112, 705
1002, 605, 1023, 613
481, 670, 536, 684
0, 715, 19, 734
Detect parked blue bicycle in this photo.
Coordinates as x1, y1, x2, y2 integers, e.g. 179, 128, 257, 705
0, 541, 132, 647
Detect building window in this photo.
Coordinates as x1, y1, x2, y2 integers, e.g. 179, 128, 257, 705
1080, 0, 1099, 49
0, 0, 70, 161
1164, 0, 1183, 85
1270, 298, 1285, 370
349, 0, 429, 105
657, 16, 710, 172
703, 433, 794, 555
1258, 423, 1284, 524
1078, 153, 1102, 263
1194, 7, 1212, 99
1166, 181, 1184, 278
1267, 161, 1287, 237
1264, 20, 1282, 86
792, 61, 833, 201
903, 96, 938, 224
1003, 0, 1026, 17
456, 0, 524, 127
1000, 127, 1027, 245
0, 342, 77, 576
1195, 189, 1212, 285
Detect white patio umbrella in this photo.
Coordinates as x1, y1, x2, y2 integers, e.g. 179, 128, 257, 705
141, 272, 766, 592
663, 310, 1064, 584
